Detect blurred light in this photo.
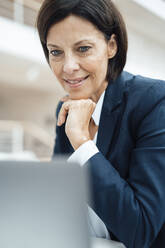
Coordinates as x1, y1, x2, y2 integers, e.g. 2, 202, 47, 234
26, 66, 41, 82
133, 0, 165, 20
0, 17, 46, 64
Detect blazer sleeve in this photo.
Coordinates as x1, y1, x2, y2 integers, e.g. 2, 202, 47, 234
87, 90, 165, 247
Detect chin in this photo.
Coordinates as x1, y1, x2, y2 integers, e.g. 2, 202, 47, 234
69, 93, 90, 100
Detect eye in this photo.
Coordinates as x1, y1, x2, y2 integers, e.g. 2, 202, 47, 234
50, 50, 63, 56
77, 46, 91, 53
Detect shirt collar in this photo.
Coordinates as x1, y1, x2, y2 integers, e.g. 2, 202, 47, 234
92, 91, 105, 126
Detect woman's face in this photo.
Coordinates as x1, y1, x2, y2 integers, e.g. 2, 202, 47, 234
47, 15, 117, 102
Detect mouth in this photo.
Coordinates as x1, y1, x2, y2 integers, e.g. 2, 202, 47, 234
63, 75, 89, 88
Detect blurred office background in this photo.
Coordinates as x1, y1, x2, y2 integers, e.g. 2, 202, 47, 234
0, 0, 165, 161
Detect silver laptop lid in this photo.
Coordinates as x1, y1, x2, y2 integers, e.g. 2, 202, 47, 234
0, 159, 90, 248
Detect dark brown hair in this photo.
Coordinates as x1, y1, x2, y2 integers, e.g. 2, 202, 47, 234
36, 0, 128, 82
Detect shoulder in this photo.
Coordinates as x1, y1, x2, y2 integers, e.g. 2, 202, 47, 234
107, 71, 165, 113
121, 72, 165, 111
118, 72, 165, 129
125, 72, 165, 100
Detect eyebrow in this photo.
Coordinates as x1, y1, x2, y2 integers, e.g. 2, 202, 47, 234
74, 40, 94, 46
47, 44, 60, 48
47, 39, 94, 48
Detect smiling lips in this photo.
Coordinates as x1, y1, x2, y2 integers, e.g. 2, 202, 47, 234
64, 75, 89, 88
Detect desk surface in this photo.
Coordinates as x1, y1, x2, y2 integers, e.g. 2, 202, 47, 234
91, 238, 126, 248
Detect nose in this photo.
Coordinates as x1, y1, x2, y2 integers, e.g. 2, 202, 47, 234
63, 53, 80, 75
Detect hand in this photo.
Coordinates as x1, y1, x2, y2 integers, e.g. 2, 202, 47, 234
57, 99, 96, 150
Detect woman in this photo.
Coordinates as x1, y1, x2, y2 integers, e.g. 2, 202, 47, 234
37, 0, 165, 247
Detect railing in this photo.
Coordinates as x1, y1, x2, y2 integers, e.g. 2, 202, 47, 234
0, 120, 54, 161
0, 0, 41, 26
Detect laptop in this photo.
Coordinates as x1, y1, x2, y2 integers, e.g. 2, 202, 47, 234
0, 159, 90, 248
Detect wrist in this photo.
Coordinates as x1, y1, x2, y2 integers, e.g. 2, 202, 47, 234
72, 136, 91, 150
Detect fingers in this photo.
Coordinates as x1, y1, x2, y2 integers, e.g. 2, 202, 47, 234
57, 99, 96, 126
57, 102, 70, 126
60, 95, 70, 102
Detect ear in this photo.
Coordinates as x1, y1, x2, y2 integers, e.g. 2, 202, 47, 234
107, 34, 117, 59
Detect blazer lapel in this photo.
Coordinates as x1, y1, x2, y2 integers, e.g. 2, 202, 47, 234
96, 72, 131, 157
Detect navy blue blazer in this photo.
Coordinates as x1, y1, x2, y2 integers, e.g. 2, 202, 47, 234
53, 71, 165, 248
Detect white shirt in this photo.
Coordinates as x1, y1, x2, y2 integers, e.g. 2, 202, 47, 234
68, 91, 110, 239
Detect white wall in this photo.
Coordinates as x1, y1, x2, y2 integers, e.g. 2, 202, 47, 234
115, 0, 165, 80
126, 27, 165, 80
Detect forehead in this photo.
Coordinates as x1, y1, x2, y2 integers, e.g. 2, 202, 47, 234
47, 15, 105, 45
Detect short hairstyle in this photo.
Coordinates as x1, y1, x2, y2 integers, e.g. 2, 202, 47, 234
36, 0, 128, 82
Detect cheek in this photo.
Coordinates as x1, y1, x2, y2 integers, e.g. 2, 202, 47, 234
86, 50, 108, 67
85, 56, 108, 79
50, 61, 61, 77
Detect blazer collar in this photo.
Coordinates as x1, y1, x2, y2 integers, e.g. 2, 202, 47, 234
96, 71, 133, 156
